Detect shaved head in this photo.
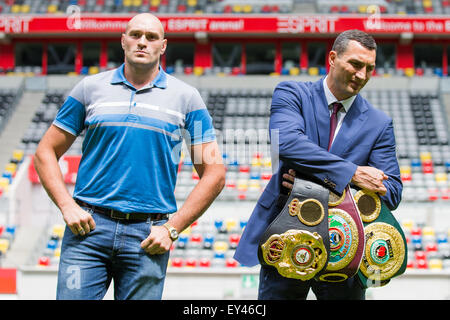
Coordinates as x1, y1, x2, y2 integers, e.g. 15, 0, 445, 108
125, 13, 165, 39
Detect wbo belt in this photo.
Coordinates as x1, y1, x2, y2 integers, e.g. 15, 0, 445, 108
258, 177, 330, 280
75, 199, 169, 222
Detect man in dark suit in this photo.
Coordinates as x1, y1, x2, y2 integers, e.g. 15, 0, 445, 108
234, 30, 402, 300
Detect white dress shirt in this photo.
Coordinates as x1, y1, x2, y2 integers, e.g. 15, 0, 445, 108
322, 76, 356, 145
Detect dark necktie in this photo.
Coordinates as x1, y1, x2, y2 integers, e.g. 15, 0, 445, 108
328, 102, 343, 151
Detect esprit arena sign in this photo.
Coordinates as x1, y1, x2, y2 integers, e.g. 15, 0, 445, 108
1, 15, 450, 35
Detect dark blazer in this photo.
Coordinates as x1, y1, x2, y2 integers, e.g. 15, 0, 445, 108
234, 78, 403, 267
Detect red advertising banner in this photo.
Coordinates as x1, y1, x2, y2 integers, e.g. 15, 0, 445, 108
28, 155, 80, 184
0, 14, 449, 35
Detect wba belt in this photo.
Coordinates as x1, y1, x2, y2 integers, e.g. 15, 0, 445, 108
317, 186, 365, 283
352, 189, 408, 288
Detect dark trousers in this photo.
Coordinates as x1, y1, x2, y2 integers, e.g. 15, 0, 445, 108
258, 265, 366, 300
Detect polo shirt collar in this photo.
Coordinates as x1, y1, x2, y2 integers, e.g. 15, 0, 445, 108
111, 63, 168, 89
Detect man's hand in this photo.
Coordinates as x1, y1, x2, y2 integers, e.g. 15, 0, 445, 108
351, 166, 388, 196
282, 166, 388, 196
282, 169, 297, 190
62, 204, 96, 236
140, 225, 173, 255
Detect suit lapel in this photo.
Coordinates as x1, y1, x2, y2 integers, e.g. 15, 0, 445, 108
312, 79, 331, 149
330, 94, 368, 156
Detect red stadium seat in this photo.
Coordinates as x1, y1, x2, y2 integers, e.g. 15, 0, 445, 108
340, 5, 349, 13
330, 5, 339, 13
261, 5, 271, 13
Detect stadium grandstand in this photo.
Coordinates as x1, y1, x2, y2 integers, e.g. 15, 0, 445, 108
0, 0, 449, 300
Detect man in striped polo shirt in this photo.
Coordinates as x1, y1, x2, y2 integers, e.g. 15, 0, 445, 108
34, 13, 226, 300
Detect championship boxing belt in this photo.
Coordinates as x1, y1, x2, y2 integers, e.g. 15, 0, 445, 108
352, 189, 408, 288
258, 177, 330, 280
317, 186, 365, 283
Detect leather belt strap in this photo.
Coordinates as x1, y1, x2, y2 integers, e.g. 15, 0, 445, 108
75, 199, 169, 222
318, 186, 365, 282
258, 177, 330, 280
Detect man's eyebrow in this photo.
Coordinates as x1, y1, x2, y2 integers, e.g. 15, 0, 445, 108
127, 29, 162, 37
348, 58, 375, 67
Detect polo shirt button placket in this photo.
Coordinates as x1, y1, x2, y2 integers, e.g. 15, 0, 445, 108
128, 90, 139, 122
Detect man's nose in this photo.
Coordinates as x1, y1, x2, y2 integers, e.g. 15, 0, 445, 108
137, 35, 147, 46
355, 67, 367, 81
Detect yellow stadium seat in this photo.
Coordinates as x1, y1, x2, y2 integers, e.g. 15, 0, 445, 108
243, 5, 253, 13
47, 4, 58, 13
422, 226, 435, 236
54, 248, 61, 258
0, 239, 9, 254
249, 181, 261, 190
193, 66, 203, 76
400, 166, 411, 174
435, 173, 447, 182
181, 226, 191, 236
404, 68, 415, 77
358, 5, 367, 13
52, 224, 65, 239
308, 67, 319, 76
428, 259, 442, 270
402, 219, 414, 231
237, 182, 248, 192
195, 10, 203, 14
11, 5, 21, 13
4, 163, 17, 174
132, 0, 143, 6
0, 177, 10, 192
187, 0, 197, 6
420, 151, 432, 162
123, 0, 132, 7
422, 0, 432, 8
289, 67, 300, 76
150, 0, 161, 6
225, 219, 237, 232
263, 158, 272, 168
88, 66, 99, 75
251, 158, 261, 167
213, 241, 229, 252
21, 5, 30, 13
12, 149, 24, 162
233, 5, 242, 12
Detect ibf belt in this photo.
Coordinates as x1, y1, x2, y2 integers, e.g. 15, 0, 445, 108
258, 177, 330, 280
352, 189, 407, 288
317, 186, 365, 283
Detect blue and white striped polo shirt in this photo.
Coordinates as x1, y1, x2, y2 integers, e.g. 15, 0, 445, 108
53, 64, 215, 214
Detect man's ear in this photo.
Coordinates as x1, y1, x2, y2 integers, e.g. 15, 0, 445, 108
121, 33, 126, 50
328, 50, 337, 68
160, 39, 167, 55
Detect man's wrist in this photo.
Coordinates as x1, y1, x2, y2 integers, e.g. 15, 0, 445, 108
163, 223, 179, 241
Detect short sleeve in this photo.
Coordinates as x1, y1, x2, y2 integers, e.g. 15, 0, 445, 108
52, 79, 86, 137
184, 88, 216, 145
